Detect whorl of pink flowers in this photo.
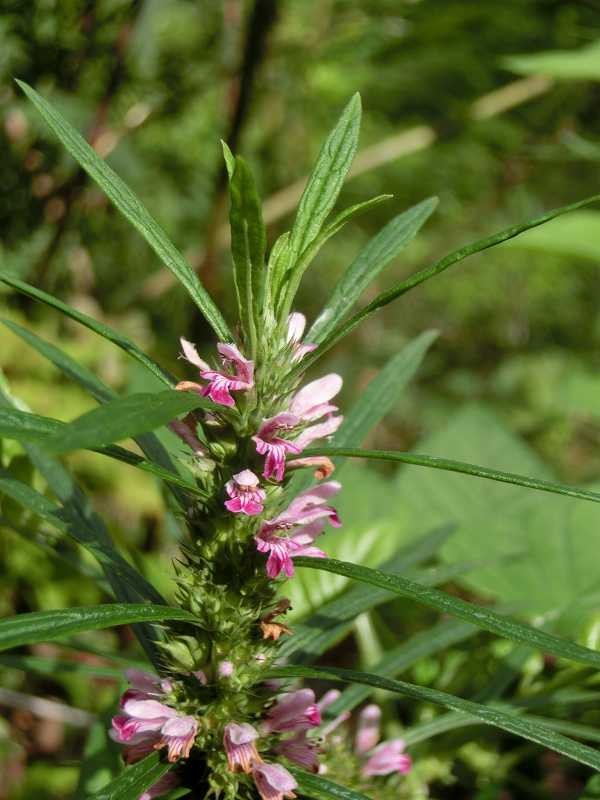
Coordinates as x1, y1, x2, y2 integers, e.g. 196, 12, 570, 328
110, 670, 197, 765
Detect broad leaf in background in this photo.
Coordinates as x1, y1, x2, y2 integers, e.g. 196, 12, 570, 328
40, 390, 211, 454
17, 80, 231, 342
0, 603, 197, 651
223, 144, 266, 355
505, 41, 600, 81
392, 404, 600, 620
281, 525, 454, 661
309, 197, 438, 343
501, 210, 600, 261
283, 463, 410, 616
280, 93, 362, 312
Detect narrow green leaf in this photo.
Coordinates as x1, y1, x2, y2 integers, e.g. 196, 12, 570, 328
288, 93, 362, 265
305, 446, 600, 506
91, 752, 171, 800
0, 604, 197, 652
17, 80, 230, 341
226, 152, 266, 354
279, 525, 453, 662
0, 405, 202, 493
309, 197, 438, 343
267, 231, 292, 306
278, 194, 392, 314
268, 665, 600, 772
332, 331, 437, 460
41, 391, 212, 454
3, 319, 114, 403
0, 470, 164, 607
289, 768, 371, 800
0, 323, 194, 507
325, 619, 477, 717
0, 274, 175, 387
296, 192, 600, 375
0, 653, 126, 680
293, 556, 600, 670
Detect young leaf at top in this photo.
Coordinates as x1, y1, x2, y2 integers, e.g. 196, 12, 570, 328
309, 197, 438, 343
223, 142, 266, 356
293, 191, 600, 376
279, 93, 362, 314
40, 391, 213, 454
16, 80, 231, 341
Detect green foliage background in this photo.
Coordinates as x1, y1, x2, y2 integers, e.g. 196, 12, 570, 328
4, 1, 600, 798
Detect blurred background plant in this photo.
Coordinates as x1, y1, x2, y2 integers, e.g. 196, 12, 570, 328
3, 1, 600, 798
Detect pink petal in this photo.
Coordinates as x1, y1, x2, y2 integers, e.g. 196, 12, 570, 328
293, 415, 343, 450
287, 312, 307, 343
290, 374, 342, 419
180, 338, 209, 370
355, 704, 381, 755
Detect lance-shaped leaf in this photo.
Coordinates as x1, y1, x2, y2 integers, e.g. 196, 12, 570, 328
279, 525, 453, 662
283, 94, 361, 302
309, 197, 438, 343
16, 80, 230, 341
332, 331, 437, 459
268, 665, 600, 772
289, 768, 371, 800
304, 446, 600, 505
326, 618, 477, 717
39, 391, 212, 454
292, 556, 600, 670
91, 751, 172, 800
0, 470, 164, 606
0, 274, 175, 387
1, 320, 194, 507
293, 192, 600, 376
223, 143, 266, 354
0, 603, 198, 651
0, 406, 202, 494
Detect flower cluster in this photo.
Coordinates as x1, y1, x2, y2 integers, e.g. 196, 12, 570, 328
109, 313, 412, 800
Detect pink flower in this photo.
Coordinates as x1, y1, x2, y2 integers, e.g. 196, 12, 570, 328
223, 722, 261, 773
354, 704, 381, 756
180, 338, 254, 407
264, 689, 321, 733
224, 469, 266, 515
156, 715, 198, 762
361, 739, 412, 777
253, 413, 302, 481
111, 698, 176, 744
218, 660, 235, 678
139, 772, 179, 800
353, 705, 412, 777
287, 313, 317, 362
252, 373, 342, 481
255, 483, 341, 578
119, 669, 172, 705
274, 732, 319, 772
252, 762, 297, 800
